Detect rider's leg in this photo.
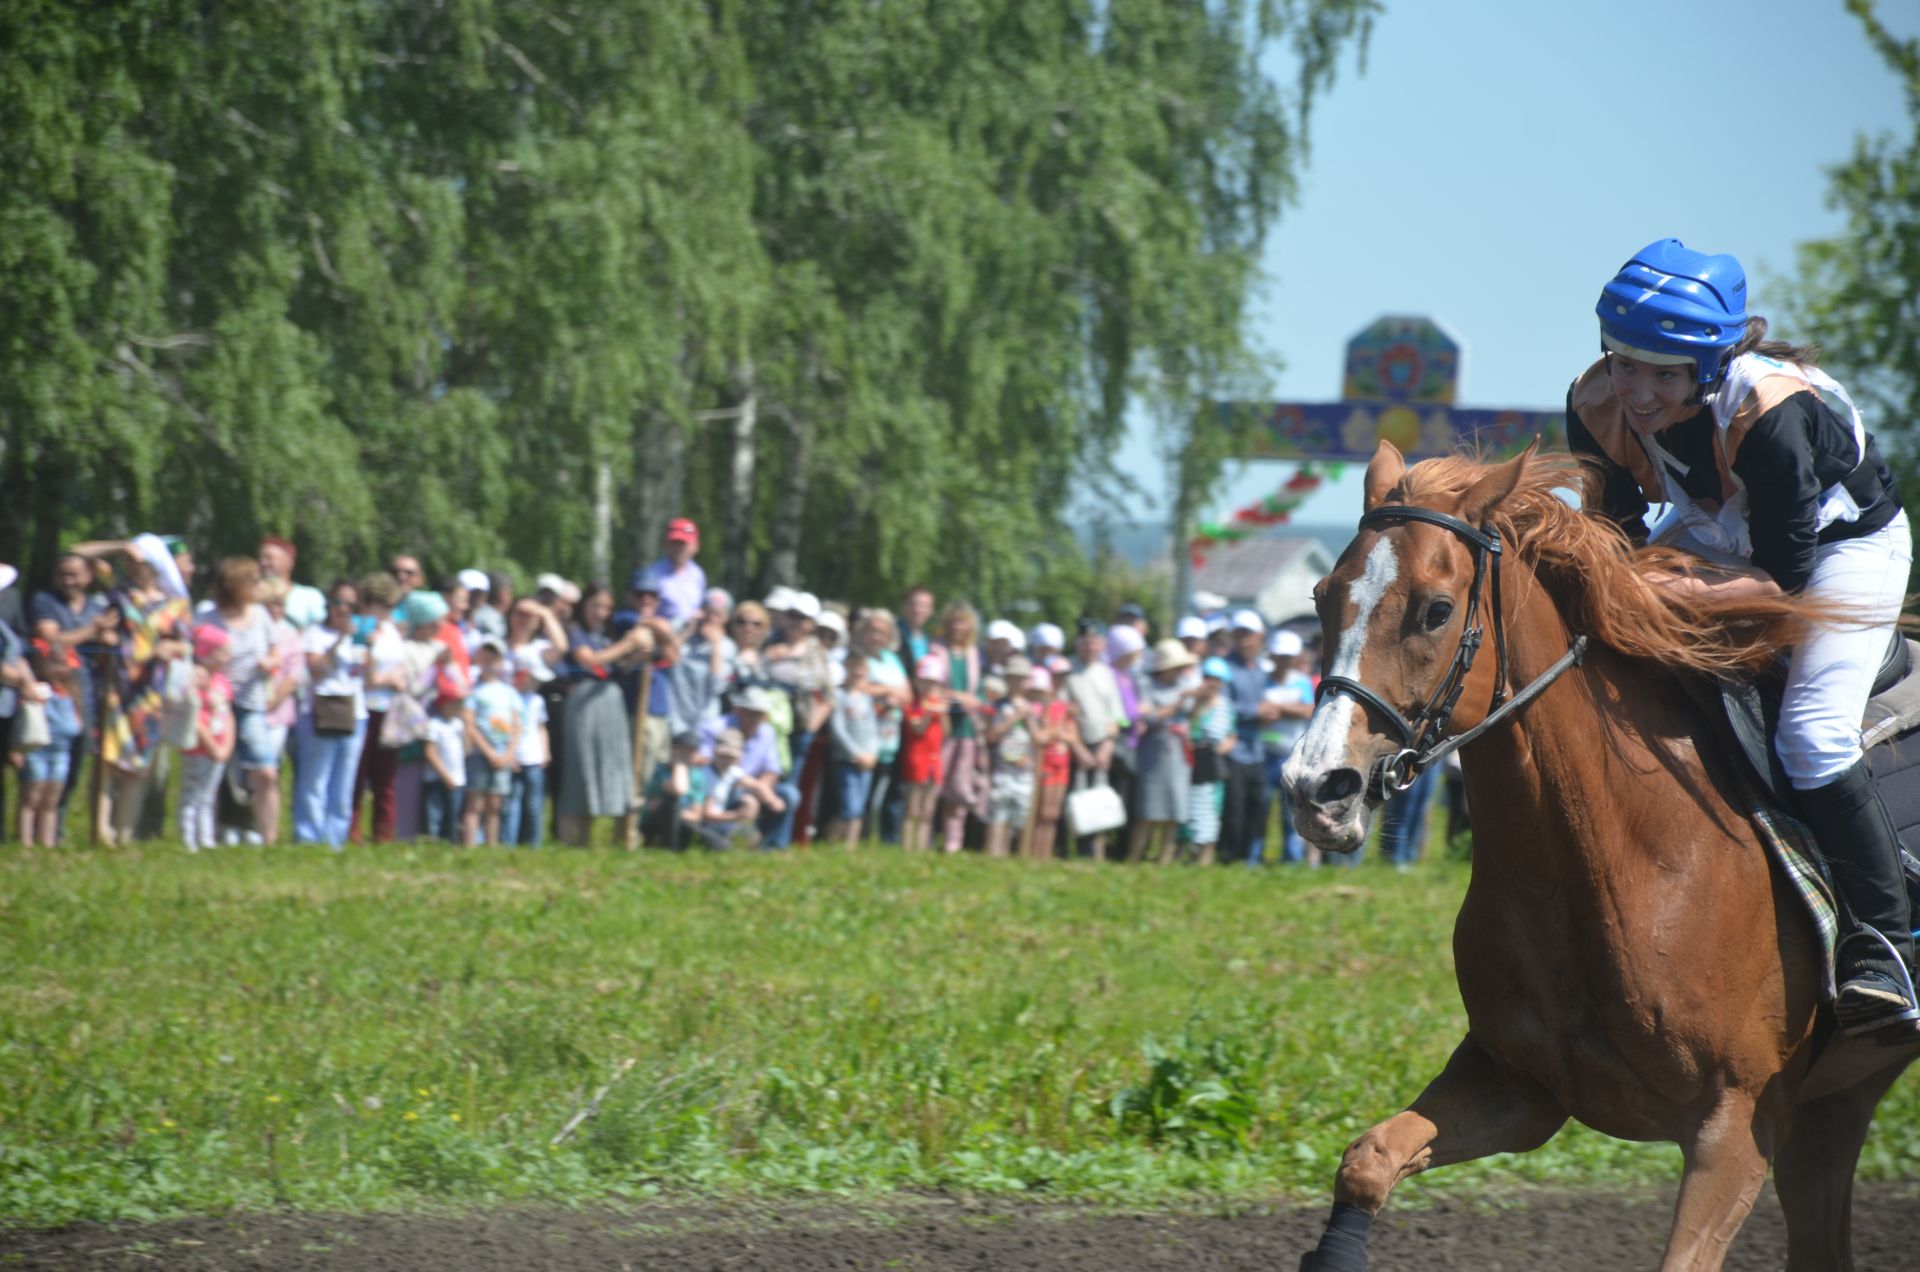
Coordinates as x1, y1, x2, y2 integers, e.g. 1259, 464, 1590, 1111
1776, 514, 1915, 1030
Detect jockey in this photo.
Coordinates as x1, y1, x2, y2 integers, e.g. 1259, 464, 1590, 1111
1567, 238, 1916, 1034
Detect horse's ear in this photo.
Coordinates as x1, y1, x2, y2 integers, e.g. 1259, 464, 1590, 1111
1363, 440, 1406, 511
1457, 439, 1538, 524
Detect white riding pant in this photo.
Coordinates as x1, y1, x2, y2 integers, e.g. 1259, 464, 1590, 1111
1776, 510, 1913, 790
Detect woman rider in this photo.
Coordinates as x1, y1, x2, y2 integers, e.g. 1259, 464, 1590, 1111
1567, 238, 1915, 1035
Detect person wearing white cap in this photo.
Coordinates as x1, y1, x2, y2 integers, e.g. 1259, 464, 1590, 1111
764, 588, 832, 844
463, 569, 507, 643
1026, 622, 1065, 663
984, 619, 1026, 675
1259, 627, 1317, 865
1219, 608, 1276, 865
1064, 617, 1127, 858
1128, 639, 1198, 864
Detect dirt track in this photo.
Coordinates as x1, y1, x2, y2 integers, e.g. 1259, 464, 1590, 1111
7, 1186, 1919, 1270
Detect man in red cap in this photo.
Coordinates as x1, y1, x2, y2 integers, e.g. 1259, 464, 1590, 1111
642, 518, 707, 629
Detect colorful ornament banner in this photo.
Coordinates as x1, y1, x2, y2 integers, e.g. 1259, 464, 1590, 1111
1189, 462, 1344, 565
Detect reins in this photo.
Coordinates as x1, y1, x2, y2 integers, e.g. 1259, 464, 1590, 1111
1315, 502, 1588, 799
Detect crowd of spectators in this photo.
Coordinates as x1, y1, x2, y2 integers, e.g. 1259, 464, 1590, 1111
0, 521, 1457, 862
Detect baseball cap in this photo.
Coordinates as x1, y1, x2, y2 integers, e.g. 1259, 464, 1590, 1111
629, 566, 663, 595
817, 609, 847, 639
1202, 656, 1232, 682
733, 685, 775, 714
914, 652, 949, 681
666, 518, 699, 544
1175, 615, 1208, 642
458, 568, 490, 594
788, 591, 822, 620
1025, 665, 1053, 694
713, 728, 745, 757
0, 564, 15, 593
1106, 624, 1146, 659
1075, 615, 1102, 637
475, 635, 508, 657
1269, 629, 1305, 657
1116, 601, 1147, 622
763, 585, 798, 613
1230, 608, 1265, 633
986, 618, 1027, 648
1028, 622, 1065, 651
1001, 653, 1033, 678
534, 572, 567, 596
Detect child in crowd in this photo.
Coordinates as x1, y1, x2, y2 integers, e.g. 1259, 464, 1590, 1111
180, 625, 236, 852
461, 638, 520, 846
1024, 665, 1081, 861
1184, 657, 1235, 866
11, 643, 84, 848
698, 729, 760, 849
422, 691, 469, 842
642, 730, 708, 848
503, 652, 550, 847
898, 653, 947, 852
826, 650, 880, 850
983, 656, 1035, 858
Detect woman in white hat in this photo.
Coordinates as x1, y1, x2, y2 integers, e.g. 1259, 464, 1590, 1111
1127, 639, 1196, 864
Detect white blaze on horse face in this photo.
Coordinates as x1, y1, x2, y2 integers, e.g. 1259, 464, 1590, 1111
1289, 536, 1399, 783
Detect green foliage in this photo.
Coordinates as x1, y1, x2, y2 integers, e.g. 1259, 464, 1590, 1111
0, 0, 1375, 605
5, 844, 1912, 1225
1782, 1, 1920, 583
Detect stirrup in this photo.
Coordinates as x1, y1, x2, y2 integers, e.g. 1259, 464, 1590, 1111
1835, 928, 1920, 1038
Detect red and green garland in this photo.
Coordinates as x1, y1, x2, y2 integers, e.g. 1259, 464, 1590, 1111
1188, 462, 1342, 567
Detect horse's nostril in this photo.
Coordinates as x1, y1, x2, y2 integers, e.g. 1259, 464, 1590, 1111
1312, 767, 1363, 807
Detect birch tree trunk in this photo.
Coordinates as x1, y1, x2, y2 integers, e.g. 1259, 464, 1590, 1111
722, 368, 757, 596
762, 406, 813, 590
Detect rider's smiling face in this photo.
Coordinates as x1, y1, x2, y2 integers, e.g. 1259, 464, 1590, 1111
1609, 352, 1698, 436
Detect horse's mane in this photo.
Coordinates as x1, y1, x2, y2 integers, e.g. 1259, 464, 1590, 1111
1397, 451, 1860, 676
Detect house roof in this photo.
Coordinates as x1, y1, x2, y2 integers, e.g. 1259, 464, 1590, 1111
1191, 535, 1328, 599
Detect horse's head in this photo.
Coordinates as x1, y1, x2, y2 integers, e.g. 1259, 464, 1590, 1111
1282, 440, 1533, 854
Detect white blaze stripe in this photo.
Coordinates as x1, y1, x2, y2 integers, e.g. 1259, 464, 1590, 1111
1291, 537, 1399, 776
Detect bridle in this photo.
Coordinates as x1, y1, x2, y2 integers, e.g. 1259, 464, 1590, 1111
1315, 502, 1588, 798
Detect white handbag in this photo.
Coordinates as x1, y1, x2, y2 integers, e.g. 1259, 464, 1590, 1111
1067, 781, 1127, 837
13, 699, 50, 750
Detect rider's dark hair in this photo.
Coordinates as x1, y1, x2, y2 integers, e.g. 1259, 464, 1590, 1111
1731, 315, 1819, 367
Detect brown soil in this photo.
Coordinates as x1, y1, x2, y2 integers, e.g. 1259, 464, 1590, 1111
5, 1186, 1917, 1270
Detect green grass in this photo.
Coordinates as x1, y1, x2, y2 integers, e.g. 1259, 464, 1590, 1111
1, 844, 1915, 1225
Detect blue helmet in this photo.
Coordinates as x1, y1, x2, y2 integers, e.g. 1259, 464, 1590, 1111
1595, 239, 1748, 387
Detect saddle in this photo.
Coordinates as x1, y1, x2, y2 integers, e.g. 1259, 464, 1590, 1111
1683, 632, 1920, 897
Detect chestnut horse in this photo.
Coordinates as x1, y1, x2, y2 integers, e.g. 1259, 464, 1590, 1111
1283, 441, 1919, 1272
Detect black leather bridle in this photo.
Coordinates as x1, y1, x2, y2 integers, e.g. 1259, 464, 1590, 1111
1315, 502, 1588, 798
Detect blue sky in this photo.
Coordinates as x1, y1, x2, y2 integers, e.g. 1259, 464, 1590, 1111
1111, 0, 1918, 530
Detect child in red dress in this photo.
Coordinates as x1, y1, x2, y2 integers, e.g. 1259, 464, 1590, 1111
898, 654, 947, 853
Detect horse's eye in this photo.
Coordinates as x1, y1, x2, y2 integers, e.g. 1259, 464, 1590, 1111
1423, 599, 1455, 632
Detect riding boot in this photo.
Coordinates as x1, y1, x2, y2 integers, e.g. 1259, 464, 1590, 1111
1794, 760, 1919, 1035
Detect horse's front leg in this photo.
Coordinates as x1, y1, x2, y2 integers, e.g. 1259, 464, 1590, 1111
1658, 1091, 1775, 1272
1300, 1033, 1566, 1272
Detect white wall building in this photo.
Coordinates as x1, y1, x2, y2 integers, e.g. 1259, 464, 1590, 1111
1190, 536, 1334, 627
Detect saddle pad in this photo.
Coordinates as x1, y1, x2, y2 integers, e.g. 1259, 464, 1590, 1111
1745, 803, 1840, 1002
